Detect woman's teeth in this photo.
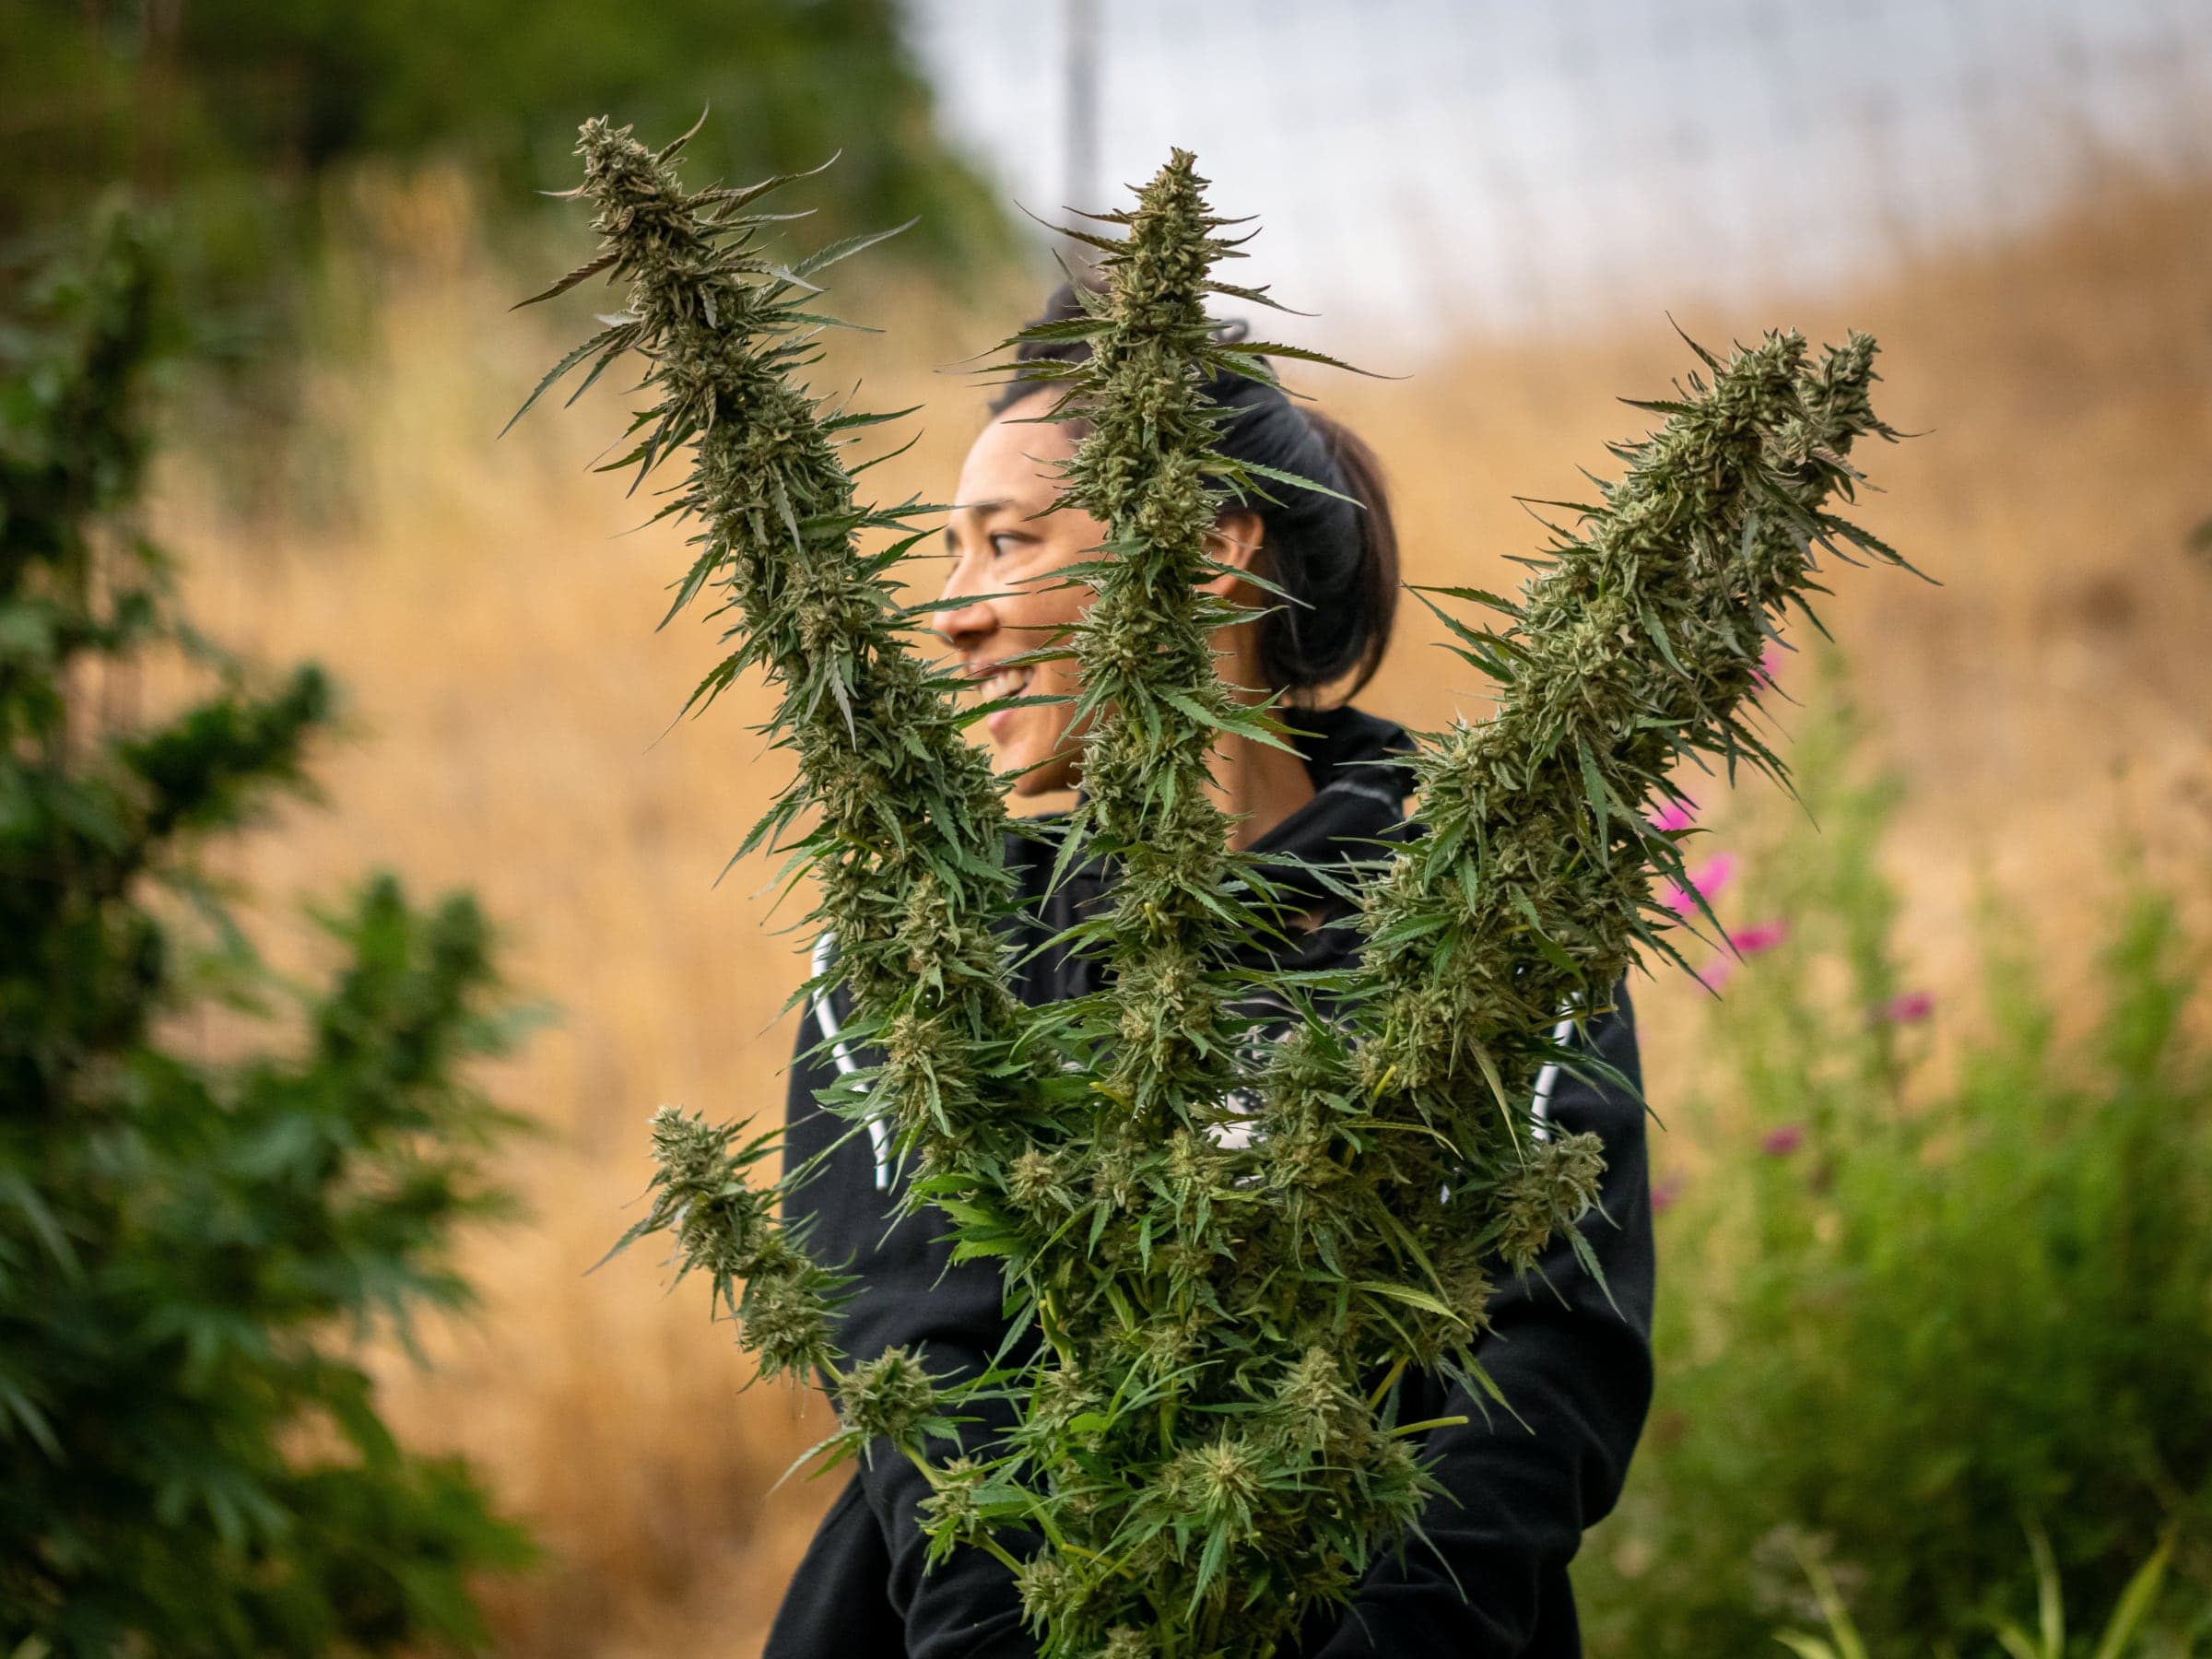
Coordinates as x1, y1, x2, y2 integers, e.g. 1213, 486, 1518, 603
983, 665, 1030, 699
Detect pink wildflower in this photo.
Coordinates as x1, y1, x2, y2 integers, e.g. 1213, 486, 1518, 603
1663, 852, 1738, 917
1877, 989, 1935, 1024
1693, 917, 1788, 993
1649, 795, 1698, 835
1729, 919, 1789, 956
1760, 1124, 1806, 1158
1650, 1171, 1687, 1216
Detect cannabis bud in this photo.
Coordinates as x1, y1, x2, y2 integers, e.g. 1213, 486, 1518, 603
1497, 1131, 1610, 1273
838, 1347, 940, 1448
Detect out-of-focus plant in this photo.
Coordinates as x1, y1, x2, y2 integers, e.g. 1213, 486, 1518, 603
540, 116, 1905, 1657
0, 213, 532, 1655
1777, 1526, 2188, 1659
2188, 515, 2212, 565
2, 0, 1007, 299
1576, 668, 2212, 1658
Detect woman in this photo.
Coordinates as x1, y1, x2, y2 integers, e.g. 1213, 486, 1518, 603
767, 293, 1654, 1659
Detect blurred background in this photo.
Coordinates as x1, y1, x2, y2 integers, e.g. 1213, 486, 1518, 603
6, 0, 2209, 1652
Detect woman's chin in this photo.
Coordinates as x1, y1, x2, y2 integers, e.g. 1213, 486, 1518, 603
1005, 759, 1059, 797
1000, 745, 1077, 798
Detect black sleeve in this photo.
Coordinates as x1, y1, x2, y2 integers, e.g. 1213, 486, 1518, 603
761, 1471, 906, 1658
853, 1352, 1037, 1659
1310, 989, 1656, 1657
773, 993, 1039, 1659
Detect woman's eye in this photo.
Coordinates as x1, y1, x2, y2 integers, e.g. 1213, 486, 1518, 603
989, 534, 1025, 560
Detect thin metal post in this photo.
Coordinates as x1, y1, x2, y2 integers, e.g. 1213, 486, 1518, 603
1064, 0, 1100, 218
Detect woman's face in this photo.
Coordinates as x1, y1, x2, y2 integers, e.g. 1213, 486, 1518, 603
935, 394, 1107, 796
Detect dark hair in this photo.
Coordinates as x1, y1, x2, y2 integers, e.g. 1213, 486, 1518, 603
989, 282, 1401, 702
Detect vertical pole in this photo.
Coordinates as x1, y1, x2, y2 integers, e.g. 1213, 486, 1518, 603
1064, 0, 1100, 219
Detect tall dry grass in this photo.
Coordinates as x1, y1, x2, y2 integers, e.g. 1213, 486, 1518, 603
148, 165, 2211, 1653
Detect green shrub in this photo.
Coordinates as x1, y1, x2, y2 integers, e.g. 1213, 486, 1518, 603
2, 1, 1008, 321
1576, 665, 2212, 1655
1, 216, 533, 1654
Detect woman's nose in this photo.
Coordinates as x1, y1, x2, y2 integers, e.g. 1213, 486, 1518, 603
934, 573, 996, 651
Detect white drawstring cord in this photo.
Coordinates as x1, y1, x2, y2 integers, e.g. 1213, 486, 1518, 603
1528, 1010, 1578, 1143
808, 932, 893, 1190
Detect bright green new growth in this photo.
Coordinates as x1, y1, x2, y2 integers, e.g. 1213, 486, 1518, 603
535, 121, 1905, 1659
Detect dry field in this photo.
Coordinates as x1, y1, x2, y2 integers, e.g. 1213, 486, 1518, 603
150, 167, 2211, 1653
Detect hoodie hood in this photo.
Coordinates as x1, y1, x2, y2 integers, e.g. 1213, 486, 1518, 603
1247, 702, 1418, 911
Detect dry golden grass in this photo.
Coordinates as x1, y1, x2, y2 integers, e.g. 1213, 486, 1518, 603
149, 165, 2211, 1653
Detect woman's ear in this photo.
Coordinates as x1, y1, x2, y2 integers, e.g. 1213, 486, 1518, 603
1199, 510, 1265, 600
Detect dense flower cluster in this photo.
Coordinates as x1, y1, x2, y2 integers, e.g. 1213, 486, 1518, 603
532, 121, 1905, 1659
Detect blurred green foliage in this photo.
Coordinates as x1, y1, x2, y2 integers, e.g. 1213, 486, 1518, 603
1779, 1525, 2191, 1659
1577, 665, 2212, 1655
0, 214, 534, 1653
2, 0, 1009, 323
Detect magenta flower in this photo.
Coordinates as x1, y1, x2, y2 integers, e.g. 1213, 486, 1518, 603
1649, 794, 1698, 835
1650, 1171, 1687, 1216
1729, 919, 1789, 955
1663, 852, 1738, 917
1877, 989, 1935, 1024
1760, 1124, 1806, 1158
1693, 916, 1788, 993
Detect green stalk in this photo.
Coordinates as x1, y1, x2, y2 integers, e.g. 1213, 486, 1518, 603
1015, 150, 1262, 1124
966, 150, 1487, 1658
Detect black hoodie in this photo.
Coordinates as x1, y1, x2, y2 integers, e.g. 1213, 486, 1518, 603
766, 706, 1654, 1659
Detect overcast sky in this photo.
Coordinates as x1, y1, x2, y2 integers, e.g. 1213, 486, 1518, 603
907, 0, 2212, 348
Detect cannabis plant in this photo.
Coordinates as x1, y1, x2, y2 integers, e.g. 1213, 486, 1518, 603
537, 118, 1904, 1659
2, 213, 532, 1655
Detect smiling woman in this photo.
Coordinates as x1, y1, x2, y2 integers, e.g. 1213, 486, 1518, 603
933, 283, 1401, 853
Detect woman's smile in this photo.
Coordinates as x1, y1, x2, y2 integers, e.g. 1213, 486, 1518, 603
975, 661, 1034, 739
